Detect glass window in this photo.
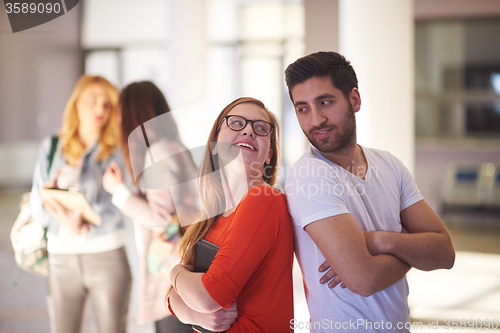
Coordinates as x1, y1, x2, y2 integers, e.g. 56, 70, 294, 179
415, 19, 500, 138
206, 0, 305, 168
85, 50, 121, 87
83, 0, 305, 170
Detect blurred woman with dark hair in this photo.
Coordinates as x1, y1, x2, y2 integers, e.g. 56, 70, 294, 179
102, 81, 197, 333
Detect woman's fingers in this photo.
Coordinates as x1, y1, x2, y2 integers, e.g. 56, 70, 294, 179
43, 197, 62, 215
109, 161, 123, 179
68, 208, 83, 221
208, 304, 238, 330
43, 170, 60, 189
227, 301, 237, 310
102, 162, 124, 194
80, 222, 90, 235
43, 198, 86, 234
110, 161, 120, 172
43, 200, 57, 216
43, 180, 55, 188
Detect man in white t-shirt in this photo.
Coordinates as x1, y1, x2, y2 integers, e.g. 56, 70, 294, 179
284, 52, 455, 332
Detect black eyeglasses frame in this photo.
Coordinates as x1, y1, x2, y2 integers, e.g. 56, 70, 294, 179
221, 115, 274, 137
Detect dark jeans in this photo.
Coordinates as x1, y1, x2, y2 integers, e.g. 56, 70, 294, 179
156, 315, 194, 333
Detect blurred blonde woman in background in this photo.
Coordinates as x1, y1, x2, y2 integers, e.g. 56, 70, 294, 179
30, 75, 131, 333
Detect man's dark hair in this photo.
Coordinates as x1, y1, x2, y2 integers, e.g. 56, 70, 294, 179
284, 51, 358, 102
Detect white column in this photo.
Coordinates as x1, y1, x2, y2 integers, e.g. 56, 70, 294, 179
167, 0, 206, 109
339, 0, 415, 172
166, 0, 208, 151
304, 0, 339, 53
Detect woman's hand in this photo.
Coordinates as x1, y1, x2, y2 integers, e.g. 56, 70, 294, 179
102, 161, 124, 195
168, 289, 237, 331
43, 170, 60, 189
43, 197, 89, 234
194, 302, 238, 331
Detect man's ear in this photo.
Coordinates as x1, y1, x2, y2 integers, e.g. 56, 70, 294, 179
350, 88, 361, 112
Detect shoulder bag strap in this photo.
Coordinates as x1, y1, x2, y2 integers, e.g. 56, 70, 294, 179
47, 136, 59, 175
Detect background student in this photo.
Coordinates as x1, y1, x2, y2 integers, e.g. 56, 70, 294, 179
30, 75, 131, 333
102, 81, 197, 333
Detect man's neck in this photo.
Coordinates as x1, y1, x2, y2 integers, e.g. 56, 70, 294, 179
320, 143, 368, 180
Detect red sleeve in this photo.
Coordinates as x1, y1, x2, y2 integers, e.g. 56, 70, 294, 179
166, 295, 177, 317
201, 187, 287, 309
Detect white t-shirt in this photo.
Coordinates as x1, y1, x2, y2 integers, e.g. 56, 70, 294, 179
285, 145, 423, 333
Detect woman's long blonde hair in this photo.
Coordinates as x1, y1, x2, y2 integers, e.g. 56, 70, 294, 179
179, 97, 280, 265
59, 75, 119, 163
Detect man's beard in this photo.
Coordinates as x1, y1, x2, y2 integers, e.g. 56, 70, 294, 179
305, 102, 356, 155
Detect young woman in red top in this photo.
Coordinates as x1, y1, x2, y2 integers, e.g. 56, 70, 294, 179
167, 97, 294, 332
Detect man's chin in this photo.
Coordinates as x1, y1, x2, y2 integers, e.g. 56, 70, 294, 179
308, 137, 332, 153
312, 143, 332, 154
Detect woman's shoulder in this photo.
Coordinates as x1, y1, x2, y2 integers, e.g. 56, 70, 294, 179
150, 139, 185, 155
38, 135, 60, 152
243, 185, 287, 209
41, 134, 59, 142
149, 140, 194, 167
236, 186, 291, 230
247, 185, 283, 196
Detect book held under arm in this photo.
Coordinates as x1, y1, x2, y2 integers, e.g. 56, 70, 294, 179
193, 239, 222, 333
194, 239, 219, 273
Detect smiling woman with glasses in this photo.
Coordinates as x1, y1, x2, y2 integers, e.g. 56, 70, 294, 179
166, 97, 294, 332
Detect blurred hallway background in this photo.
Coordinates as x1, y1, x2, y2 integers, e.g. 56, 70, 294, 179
1, 186, 499, 332
1, 0, 499, 332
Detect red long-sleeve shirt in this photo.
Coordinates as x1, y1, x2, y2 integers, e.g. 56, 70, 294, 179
201, 185, 294, 332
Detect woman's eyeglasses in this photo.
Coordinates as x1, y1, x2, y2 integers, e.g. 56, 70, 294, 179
222, 115, 274, 137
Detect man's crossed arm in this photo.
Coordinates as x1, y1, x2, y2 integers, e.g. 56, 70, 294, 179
365, 200, 455, 271
308, 200, 455, 297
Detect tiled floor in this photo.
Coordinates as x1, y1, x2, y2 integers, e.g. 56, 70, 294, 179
406, 213, 500, 332
1, 187, 499, 332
